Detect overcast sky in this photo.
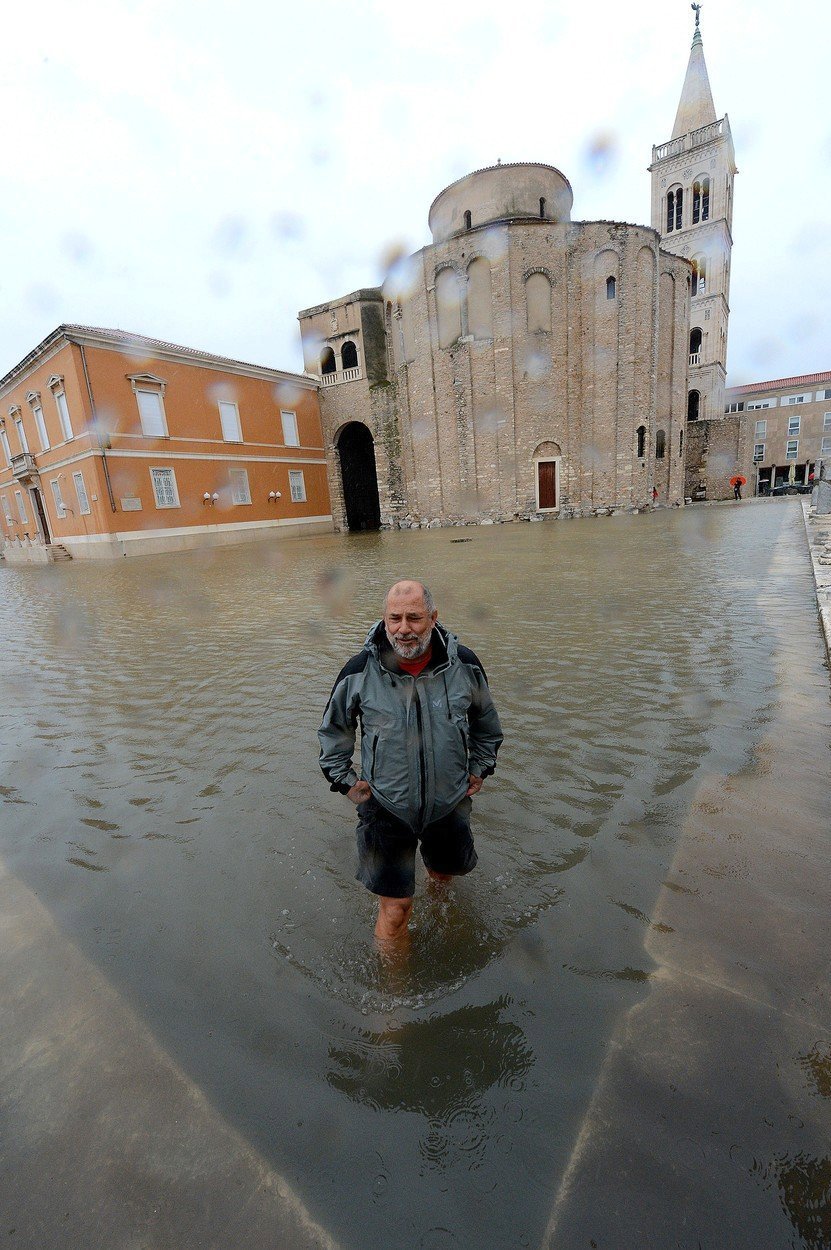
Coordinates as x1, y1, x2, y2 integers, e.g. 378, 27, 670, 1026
2, 0, 828, 386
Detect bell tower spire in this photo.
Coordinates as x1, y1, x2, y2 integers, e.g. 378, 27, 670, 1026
648, 7, 737, 427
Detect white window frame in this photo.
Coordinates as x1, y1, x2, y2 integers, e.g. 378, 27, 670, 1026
54, 390, 74, 441
218, 401, 242, 443
229, 467, 251, 504
787, 416, 801, 437
0, 429, 11, 465
754, 419, 767, 437
1, 494, 11, 526
50, 478, 67, 519
747, 399, 775, 410
821, 437, 831, 456
288, 469, 306, 503
725, 401, 744, 414
149, 467, 180, 508
823, 413, 831, 432
15, 490, 28, 524
14, 417, 29, 454
280, 410, 300, 447
33, 404, 50, 450
784, 393, 810, 406
785, 440, 799, 461
73, 471, 91, 515
753, 443, 765, 463
136, 389, 168, 438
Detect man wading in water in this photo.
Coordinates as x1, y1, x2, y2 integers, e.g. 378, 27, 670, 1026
318, 580, 503, 942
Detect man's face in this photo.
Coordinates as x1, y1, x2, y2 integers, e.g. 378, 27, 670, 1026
383, 584, 438, 660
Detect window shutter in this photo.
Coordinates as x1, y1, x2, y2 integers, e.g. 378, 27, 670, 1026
137, 391, 166, 437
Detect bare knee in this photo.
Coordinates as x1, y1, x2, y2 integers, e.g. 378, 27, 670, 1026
375, 896, 413, 940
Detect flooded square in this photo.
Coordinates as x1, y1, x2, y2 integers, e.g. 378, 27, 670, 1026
1, 499, 829, 1249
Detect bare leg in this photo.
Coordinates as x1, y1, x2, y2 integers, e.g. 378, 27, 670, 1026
375, 896, 413, 941
426, 868, 454, 884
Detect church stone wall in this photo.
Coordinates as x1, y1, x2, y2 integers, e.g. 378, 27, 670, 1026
299, 164, 693, 530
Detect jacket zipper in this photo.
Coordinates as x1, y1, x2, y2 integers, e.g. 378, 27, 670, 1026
413, 681, 428, 829
370, 732, 378, 782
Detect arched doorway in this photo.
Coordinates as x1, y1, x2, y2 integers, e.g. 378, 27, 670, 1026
336, 422, 381, 531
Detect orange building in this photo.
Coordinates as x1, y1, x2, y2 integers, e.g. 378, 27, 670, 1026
0, 325, 332, 562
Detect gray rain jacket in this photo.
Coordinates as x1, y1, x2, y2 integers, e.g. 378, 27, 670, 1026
318, 621, 503, 832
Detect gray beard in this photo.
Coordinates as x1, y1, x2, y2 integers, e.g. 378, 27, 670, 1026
387, 626, 433, 660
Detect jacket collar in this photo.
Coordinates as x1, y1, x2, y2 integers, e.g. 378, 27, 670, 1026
364, 620, 455, 673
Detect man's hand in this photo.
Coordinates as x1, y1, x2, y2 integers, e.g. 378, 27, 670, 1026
347, 779, 372, 805
466, 774, 484, 797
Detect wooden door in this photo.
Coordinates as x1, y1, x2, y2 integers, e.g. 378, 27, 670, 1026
537, 460, 557, 509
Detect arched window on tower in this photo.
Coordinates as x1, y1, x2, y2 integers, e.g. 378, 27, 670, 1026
656, 429, 666, 459
341, 340, 358, 370
636, 425, 646, 458
667, 187, 683, 232
464, 210, 472, 230
539, 197, 546, 218
320, 346, 336, 375
666, 190, 674, 233
691, 256, 707, 296
689, 327, 702, 363
692, 176, 711, 224
606, 275, 616, 300
688, 390, 700, 422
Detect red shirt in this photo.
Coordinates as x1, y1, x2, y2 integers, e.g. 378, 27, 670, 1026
397, 648, 432, 676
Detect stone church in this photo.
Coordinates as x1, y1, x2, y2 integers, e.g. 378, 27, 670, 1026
298, 14, 738, 529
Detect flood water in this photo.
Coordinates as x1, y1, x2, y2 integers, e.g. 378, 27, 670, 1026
2, 500, 830, 1248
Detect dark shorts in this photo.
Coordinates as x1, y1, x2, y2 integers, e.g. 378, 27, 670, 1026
355, 794, 477, 898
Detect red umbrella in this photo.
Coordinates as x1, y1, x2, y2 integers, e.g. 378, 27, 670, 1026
729, 475, 747, 486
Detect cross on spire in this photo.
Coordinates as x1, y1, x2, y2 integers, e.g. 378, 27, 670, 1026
691, 3, 702, 30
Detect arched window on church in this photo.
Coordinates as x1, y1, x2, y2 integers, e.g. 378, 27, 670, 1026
341, 340, 358, 370
701, 176, 710, 221
691, 256, 707, 296
436, 268, 463, 348
689, 327, 702, 363
467, 257, 493, 340
526, 271, 551, 333
606, 275, 616, 300
656, 429, 666, 459
667, 187, 683, 233
539, 197, 546, 218
464, 210, 472, 230
320, 346, 336, 375
636, 425, 646, 458
688, 390, 700, 422
675, 187, 683, 231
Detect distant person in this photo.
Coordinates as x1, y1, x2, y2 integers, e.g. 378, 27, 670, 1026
318, 579, 503, 943
652, 486, 659, 505
734, 480, 742, 500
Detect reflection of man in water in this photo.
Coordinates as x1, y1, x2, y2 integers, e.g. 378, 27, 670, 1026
318, 580, 503, 943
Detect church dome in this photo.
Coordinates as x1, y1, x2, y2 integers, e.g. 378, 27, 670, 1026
428, 162, 573, 243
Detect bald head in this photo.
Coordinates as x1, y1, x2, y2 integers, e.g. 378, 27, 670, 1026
382, 580, 435, 616
382, 580, 438, 660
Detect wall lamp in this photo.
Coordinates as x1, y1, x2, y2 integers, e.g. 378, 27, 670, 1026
268, 491, 282, 502
202, 491, 219, 506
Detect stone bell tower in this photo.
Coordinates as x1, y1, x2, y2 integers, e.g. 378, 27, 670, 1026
648, 5, 737, 425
